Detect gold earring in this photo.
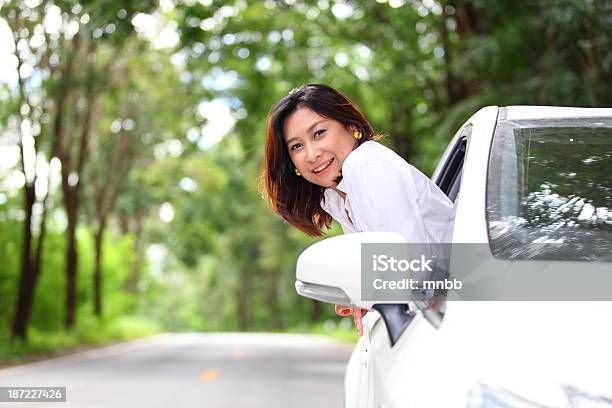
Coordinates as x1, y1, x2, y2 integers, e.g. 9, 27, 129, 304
353, 130, 362, 140
295, 168, 301, 176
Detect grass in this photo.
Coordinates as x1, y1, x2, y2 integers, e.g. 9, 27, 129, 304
0, 316, 358, 368
0, 316, 162, 367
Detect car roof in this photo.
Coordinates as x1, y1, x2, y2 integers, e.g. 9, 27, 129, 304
501, 106, 612, 120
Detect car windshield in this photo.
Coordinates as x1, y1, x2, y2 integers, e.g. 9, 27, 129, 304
487, 111, 612, 262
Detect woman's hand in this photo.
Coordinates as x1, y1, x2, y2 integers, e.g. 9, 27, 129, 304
335, 305, 368, 337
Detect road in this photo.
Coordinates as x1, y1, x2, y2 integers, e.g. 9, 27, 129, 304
0, 333, 354, 408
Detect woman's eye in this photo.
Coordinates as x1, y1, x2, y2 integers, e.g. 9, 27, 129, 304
314, 129, 326, 138
290, 143, 302, 151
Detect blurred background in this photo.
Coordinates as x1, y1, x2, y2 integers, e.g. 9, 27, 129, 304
0, 0, 610, 362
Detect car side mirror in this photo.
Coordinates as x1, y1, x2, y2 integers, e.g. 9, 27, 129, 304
294, 232, 409, 309
294, 232, 417, 346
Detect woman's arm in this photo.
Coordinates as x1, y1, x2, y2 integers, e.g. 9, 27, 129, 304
344, 161, 431, 242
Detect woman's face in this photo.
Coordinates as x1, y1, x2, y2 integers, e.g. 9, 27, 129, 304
283, 107, 357, 188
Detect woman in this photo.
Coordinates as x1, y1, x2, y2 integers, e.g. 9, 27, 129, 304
260, 84, 455, 337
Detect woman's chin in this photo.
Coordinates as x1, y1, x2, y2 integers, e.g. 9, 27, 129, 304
304, 171, 341, 189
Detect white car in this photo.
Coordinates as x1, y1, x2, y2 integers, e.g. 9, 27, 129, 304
295, 106, 612, 408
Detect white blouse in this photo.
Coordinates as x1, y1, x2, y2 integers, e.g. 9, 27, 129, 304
320, 140, 456, 244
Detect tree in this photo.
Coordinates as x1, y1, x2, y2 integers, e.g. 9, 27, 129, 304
43, 1, 155, 328
4, 1, 59, 340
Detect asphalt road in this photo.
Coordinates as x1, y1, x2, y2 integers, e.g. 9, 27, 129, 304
0, 333, 354, 408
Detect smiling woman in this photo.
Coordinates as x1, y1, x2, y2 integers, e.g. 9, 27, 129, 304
259, 84, 455, 336
260, 84, 379, 237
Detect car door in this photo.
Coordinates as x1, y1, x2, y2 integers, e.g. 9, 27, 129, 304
361, 123, 473, 408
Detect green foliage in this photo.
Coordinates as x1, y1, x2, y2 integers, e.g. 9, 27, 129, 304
0, 218, 21, 332
0, 315, 161, 365
0, 223, 140, 333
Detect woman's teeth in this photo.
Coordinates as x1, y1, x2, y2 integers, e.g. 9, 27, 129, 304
313, 159, 333, 173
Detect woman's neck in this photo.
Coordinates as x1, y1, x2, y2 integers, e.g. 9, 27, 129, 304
330, 140, 360, 201
331, 187, 346, 200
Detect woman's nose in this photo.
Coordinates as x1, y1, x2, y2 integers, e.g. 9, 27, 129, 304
305, 144, 321, 163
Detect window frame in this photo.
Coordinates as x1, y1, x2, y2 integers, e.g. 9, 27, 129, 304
434, 124, 471, 202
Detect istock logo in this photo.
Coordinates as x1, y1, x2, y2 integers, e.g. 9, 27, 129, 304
372, 254, 433, 272
362, 243, 451, 302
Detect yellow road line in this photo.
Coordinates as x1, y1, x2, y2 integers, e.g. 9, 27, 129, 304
199, 368, 219, 381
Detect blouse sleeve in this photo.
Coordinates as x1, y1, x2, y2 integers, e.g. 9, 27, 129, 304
343, 161, 431, 243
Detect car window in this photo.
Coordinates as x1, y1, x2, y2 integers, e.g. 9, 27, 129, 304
425, 126, 471, 326
435, 125, 470, 202
486, 113, 612, 262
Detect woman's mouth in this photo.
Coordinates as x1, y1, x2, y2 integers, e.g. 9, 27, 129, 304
312, 158, 334, 174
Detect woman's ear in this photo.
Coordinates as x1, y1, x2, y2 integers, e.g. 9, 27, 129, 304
341, 123, 355, 134
346, 125, 360, 139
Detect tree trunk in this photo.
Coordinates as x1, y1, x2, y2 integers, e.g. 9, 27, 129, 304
451, 0, 482, 101
236, 290, 249, 331
64, 191, 79, 329
60, 67, 96, 330
264, 267, 282, 329
9, 11, 53, 341
310, 299, 322, 322
124, 207, 144, 293
93, 217, 106, 317
388, 105, 414, 162
14, 183, 53, 340
236, 271, 251, 330
11, 184, 35, 340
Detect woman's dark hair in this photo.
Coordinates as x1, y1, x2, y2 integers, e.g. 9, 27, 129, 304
259, 83, 379, 236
